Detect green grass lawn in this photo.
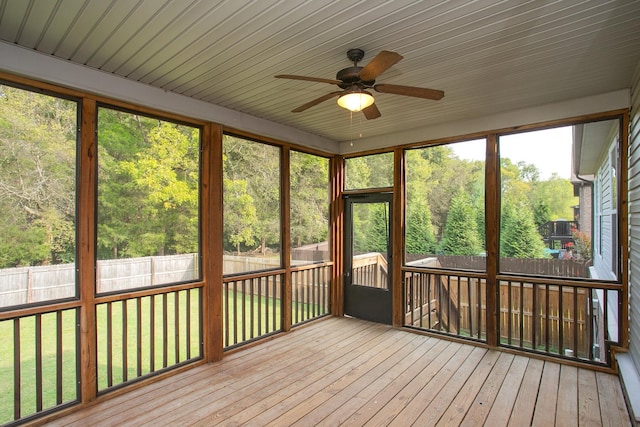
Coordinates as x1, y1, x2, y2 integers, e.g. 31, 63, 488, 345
1, 290, 325, 424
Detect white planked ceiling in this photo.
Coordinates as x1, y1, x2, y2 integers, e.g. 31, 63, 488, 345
1, 0, 639, 145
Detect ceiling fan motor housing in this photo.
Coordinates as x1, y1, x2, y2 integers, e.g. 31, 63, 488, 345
336, 66, 375, 89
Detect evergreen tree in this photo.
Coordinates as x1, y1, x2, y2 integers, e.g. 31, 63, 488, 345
405, 197, 437, 255
501, 202, 548, 258
439, 189, 483, 255
533, 200, 551, 228
367, 203, 390, 254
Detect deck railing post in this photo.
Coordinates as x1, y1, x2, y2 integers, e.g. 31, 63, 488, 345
282, 147, 292, 332
78, 97, 98, 403
485, 133, 499, 347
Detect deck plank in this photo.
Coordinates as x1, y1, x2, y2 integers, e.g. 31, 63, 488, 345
235, 331, 404, 426
482, 354, 529, 426
365, 342, 473, 426
50, 316, 346, 426
289, 335, 435, 426
111, 317, 374, 426
508, 358, 545, 427
339, 338, 454, 426
577, 368, 602, 426
177, 320, 387, 426
408, 347, 489, 426
45, 317, 631, 427
458, 352, 515, 426
556, 365, 579, 427
531, 361, 560, 426
436, 349, 504, 426
597, 370, 633, 427
268, 330, 423, 426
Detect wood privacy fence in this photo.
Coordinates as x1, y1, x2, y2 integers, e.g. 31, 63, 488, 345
0, 254, 199, 307
432, 255, 590, 278
97, 254, 199, 293
0, 263, 76, 307
1, 253, 333, 308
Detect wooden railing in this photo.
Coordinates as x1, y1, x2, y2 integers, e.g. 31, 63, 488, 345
352, 253, 388, 289
403, 265, 620, 364
0, 307, 79, 425
223, 262, 333, 348
96, 287, 202, 392
403, 268, 486, 340
498, 277, 619, 364
291, 263, 331, 326
223, 270, 284, 348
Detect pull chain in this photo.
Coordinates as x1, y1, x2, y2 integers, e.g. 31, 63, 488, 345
350, 111, 354, 146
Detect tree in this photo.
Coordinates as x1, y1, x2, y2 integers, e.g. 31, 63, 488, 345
223, 136, 280, 254
223, 179, 257, 254
439, 189, 483, 255
533, 200, 551, 228
290, 151, 329, 248
367, 203, 390, 254
405, 197, 437, 255
350, 202, 389, 255
0, 84, 77, 267
530, 173, 576, 220
500, 201, 548, 258
96, 110, 200, 259
345, 153, 393, 189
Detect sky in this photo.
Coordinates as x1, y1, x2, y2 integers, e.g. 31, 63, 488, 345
451, 126, 574, 179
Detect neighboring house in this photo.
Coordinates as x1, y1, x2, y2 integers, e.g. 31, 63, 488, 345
573, 119, 621, 348
574, 120, 620, 282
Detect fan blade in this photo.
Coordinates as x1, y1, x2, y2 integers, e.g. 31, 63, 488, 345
292, 91, 342, 112
374, 83, 444, 100
362, 103, 381, 120
358, 50, 403, 81
275, 74, 341, 85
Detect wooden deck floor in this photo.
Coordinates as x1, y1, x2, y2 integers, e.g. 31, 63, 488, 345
49, 317, 630, 426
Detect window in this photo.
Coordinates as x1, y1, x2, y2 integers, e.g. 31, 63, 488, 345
96, 106, 201, 292
345, 152, 393, 190
405, 140, 486, 270
223, 135, 281, 275
0, 83, 79, 308
290, 151, 330, 264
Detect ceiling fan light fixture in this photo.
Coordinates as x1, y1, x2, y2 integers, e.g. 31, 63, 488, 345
337, 90, 374, 112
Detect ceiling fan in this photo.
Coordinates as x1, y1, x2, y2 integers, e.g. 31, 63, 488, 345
275, 48, 444, 119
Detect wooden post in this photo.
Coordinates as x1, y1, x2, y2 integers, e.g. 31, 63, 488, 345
392, 147, 405, 327
330, 155, 344, 317
619, 110, 630, 348
485, 134, 499, 347
78, 98, 98, 403
202, 122, 224, 362
281, 147, 292, 331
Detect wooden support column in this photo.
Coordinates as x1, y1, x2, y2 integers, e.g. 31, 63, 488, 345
485, 133, 499, 347
619, 111, 630, 348
330, 155, 344, 317
392, 147, 405, 327
282, 147, 292, 331
78, 98, 97, 403
203, 123, 224, 362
